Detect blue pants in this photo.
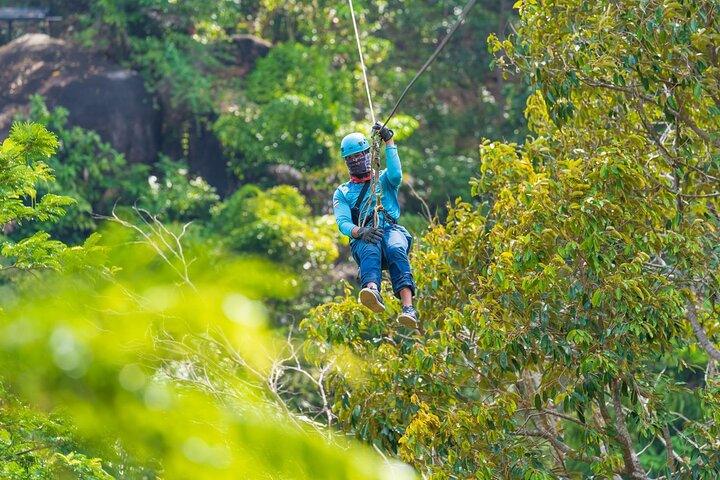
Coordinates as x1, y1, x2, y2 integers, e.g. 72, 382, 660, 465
350, 224, 415, 298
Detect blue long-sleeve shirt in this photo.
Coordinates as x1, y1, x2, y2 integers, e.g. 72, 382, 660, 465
333, 145, 402, 239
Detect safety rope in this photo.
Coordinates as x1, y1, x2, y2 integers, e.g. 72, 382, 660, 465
370, 135, 382, 227
347, 0, 376, 125
380, 0, 478, 129
359, 136, 383, 229
351, 0, 479, 227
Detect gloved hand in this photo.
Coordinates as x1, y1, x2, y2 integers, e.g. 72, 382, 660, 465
356, 226, 383, 244
372, 122, 394, 142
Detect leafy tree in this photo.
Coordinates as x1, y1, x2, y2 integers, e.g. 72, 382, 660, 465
0, 122, 78, 275
11, 96, 149, 243
215, 43, 356, 179
0, 122, 118, 476
245, 42, 353, 114
303, 1, 720, 478
143, 156, 219, 222
216, 94, 337, 178
0, 223, 411, 480
377, 0, 525, 143
129, 34, 221, 116
0, 386, 114, 480
65, 0, 528, 213
211, 184, 338, 271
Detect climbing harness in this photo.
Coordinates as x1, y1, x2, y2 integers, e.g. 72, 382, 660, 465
354, 136, 382, 229
347, 0, 478, 227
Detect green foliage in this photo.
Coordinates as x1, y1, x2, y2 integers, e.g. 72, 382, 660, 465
144, 156, 220, 222
0, 122, 76, 275
211, 185, 338, 271
12, 96, 149, 243
0, 386, 114, 479
216, 94, 337, 178
73, 0, 527, 213
14, 97, 219, 243
403, 146, 478, 213
0, 122, 412, 478
130, 35, 219, 115
246, 43, 352, 117
215, 43, 358, 179
0, 222, 410, 479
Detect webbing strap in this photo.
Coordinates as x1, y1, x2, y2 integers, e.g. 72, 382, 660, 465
354, 181, 371, 211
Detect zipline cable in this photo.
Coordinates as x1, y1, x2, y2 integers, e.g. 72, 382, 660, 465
348, 0, 376, 125
381, 0, 478, 128
347, 0, 382, 228
350, 0, 478, 227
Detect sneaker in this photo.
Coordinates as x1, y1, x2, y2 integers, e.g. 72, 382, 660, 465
359, 286, 385, 313
398, 305, 419, 328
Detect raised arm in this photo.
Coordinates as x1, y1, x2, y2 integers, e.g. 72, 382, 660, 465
373, 123, 401, 187
384, 141, 402, 187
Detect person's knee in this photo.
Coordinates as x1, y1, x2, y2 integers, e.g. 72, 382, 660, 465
386, 243, 408, 262
354, 242, 381, 260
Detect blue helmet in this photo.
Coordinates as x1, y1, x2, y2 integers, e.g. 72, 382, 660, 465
340, 132, 370, 158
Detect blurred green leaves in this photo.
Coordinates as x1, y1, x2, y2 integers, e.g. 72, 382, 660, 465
0, 231, 395, 479
0, 121, 414, 479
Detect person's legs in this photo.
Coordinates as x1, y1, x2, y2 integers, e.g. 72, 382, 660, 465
381, 226, 416, 301
381, 226, 418, 326
398, 287, 413, 307
351, 239, 382, 288
351, 239, 384, 312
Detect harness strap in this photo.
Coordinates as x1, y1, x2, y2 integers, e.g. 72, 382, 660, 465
351, 181, 371, 226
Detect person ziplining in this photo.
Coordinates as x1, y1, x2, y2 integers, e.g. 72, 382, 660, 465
333, 123, 418, 326
334, 0, 477, 326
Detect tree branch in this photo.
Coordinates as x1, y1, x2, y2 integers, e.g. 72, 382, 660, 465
686, 298, 720, 362
611, 381, 649, 480
661, 425, 677, 474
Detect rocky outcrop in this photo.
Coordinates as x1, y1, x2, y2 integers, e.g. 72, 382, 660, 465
221, 34, 272, 77
0, 34, 160, 164
0, 33, 273, 194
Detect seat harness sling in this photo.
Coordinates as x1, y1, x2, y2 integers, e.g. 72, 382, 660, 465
351, 180, 372, 227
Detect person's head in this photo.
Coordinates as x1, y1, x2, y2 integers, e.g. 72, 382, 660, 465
340, 132, 371, 178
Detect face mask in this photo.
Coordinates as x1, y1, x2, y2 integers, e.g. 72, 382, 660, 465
345, 149, 371, 177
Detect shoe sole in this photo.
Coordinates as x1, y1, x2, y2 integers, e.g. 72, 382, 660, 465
398, 313, 418, 329
359, 289, 385, 313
